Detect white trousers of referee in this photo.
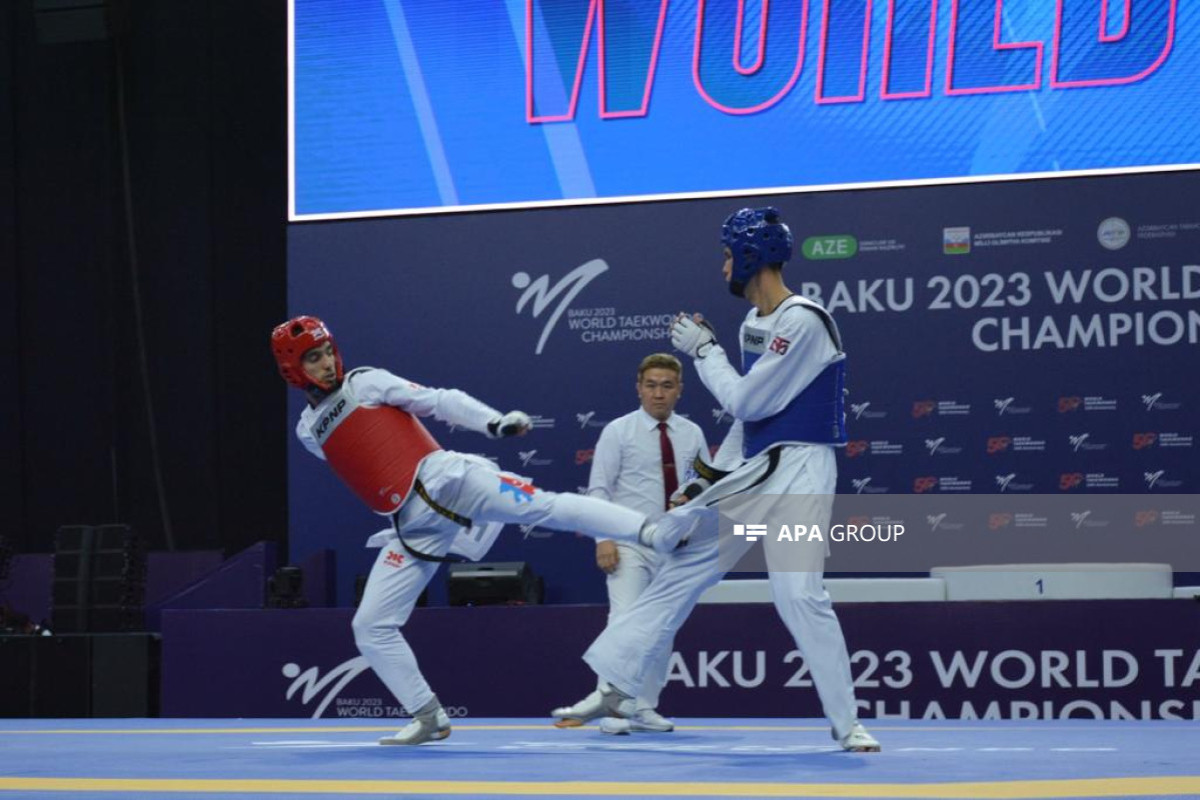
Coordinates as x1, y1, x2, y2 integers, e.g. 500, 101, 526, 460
354, 451, 647, 714
583, 445, 860, 738
603, 542, 673, 711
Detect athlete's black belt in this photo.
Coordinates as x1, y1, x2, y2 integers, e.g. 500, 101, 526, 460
389, 479, 471, 564
702, 445, 783, 507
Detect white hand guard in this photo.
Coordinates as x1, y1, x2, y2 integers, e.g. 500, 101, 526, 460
487, 410, 532, 438
670, 314, 716, 359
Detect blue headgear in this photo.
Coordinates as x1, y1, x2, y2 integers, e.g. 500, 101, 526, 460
721, 207, 793, 297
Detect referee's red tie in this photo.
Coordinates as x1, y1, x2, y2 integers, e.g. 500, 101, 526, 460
658, 421, 678, 510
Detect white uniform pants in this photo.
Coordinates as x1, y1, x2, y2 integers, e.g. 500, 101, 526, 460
583, 445, 861, 737
602, 543, 673, 711
354, 451, 648, 713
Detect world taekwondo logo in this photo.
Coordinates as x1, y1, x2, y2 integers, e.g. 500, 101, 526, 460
518, 449, 553, 467
851, 478, 872, 494
512, 259, 608, 355
849, 401, 885, 420
282, 657, 372, 719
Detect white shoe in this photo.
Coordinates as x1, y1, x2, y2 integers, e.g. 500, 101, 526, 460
631, 708, 674, 732
551, 687, 633, 727
551, 689, 603, 728
836, 721, 880, 752
379, 708, 451, 745
600, 708, 674, 735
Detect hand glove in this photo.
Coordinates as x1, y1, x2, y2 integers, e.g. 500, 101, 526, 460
487, 410, 532, 438
669, 478, 710, 507
670, 314, 716, 359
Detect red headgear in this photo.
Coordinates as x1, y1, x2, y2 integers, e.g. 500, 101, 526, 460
270, 315, 344, 391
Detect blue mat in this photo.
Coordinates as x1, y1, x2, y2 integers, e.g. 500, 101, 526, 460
0, 718, 1196, 798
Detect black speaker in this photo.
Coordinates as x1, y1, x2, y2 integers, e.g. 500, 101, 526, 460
31, 636, 92, 717
52, 524, 146, 633
0, 636, 35, 717
91, 634, 160, 717
447, 562, 543, 606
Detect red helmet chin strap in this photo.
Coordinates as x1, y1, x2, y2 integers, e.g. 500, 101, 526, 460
270, 315, 345, 391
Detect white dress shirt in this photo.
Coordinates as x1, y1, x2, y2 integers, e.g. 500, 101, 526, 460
587, 408, 708, 519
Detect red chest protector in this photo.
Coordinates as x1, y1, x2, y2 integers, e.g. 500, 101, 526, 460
309, 384, 441, 514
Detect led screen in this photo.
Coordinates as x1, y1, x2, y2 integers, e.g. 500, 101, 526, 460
291, 1, 1197, 218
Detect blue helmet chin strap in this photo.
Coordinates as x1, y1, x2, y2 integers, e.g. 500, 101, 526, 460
722, 207, 793, 296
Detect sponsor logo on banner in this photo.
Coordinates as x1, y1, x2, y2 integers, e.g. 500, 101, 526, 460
1086, 473, 1120, 490
988, 513, 1012, 530
994, 397, 1032, 416
1070, 510, 1110, 530
1135, 510, 1159, 527
973, 228, 1064, 248
851, 477, 889, 494
989, 512, 1048, 529
1068, 433, 1108, 453
1132, 433, 1158, 450
846, 440, 868, 458
925, 437, 963, 456
1058, 396, 1082, 413
995, 473, 1034, 492
1156, 432, 1195, 448
1097, 217, 1131, 250
926, 513, 965, 531
575, 411, 608, 429
1141, 392, 1183, 411
913, 400, 971, 418
519, 523, 554, 540
574, 449, 594, 465
1135, 220, 1200, 241
528, 415, 556, 429
1144, 470, 1184, 490
914, 476, 938, 493
943, 227, 970, 255
1058, 396, 1118, 413
869, 440, 904, 455
857, 238, 906, 254
1011, 436, 1047, 452
987, 436, 1011, 454
802, 235, 858, 260
1059, 473, 1084, 491
518, 449, 553, 467
849, 401, 886, 420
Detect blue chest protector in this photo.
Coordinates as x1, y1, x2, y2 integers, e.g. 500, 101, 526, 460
741, 300, 848, 457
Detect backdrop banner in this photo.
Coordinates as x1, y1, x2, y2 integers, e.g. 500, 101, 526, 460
287, 170, 1198, 606
161, 601, 1200, 720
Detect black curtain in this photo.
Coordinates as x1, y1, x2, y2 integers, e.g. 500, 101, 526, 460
0, 1, 287, 556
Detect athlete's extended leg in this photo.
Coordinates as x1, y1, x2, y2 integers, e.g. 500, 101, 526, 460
453, 461, 648, 544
